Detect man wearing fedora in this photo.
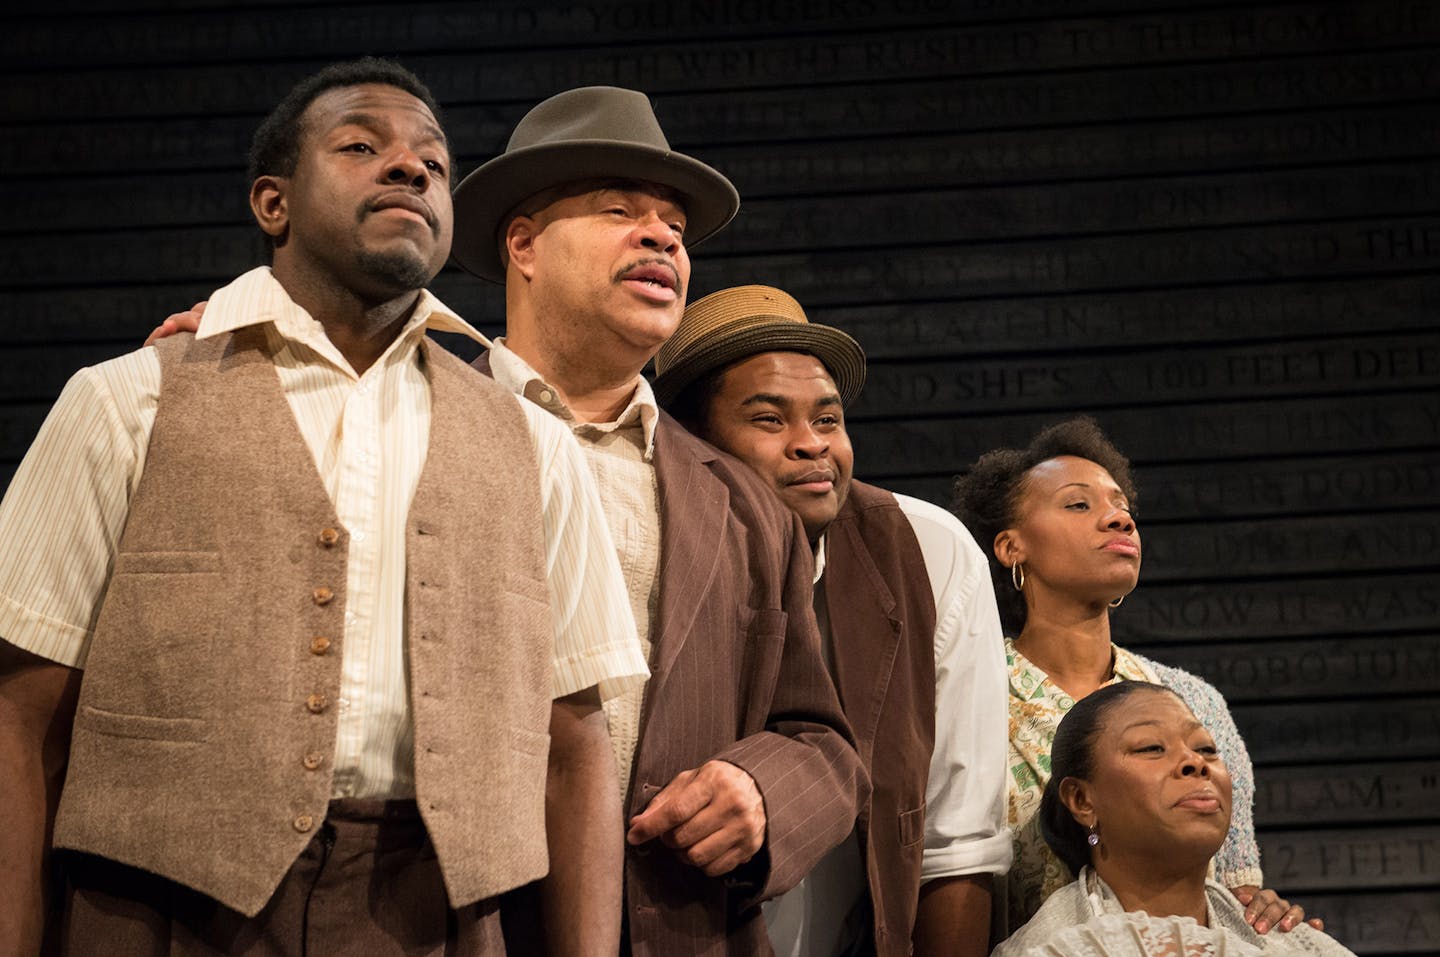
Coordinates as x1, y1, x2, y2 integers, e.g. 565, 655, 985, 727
653, 285, 1011, 957
448, 88, 867, 955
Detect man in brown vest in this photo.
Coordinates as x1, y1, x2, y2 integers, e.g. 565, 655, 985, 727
446, 88, 868, 955
652, 285, 1012, 957
0, 59, 646, 956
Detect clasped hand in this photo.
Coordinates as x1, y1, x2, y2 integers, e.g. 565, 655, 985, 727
626, 760, 766, 877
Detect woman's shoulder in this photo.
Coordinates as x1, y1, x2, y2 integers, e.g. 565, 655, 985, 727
1129, 651, 1230, 716
1207, 880, 1357, 956
991, 878, 1092, 956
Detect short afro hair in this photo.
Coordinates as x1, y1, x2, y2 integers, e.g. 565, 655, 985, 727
950, 415, 1137, 635
247, 57, 443, 245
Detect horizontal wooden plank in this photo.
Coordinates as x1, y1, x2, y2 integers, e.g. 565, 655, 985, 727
0, 403, 54, 462
0, 115, 258, 179
7, 47, 1440, 134
1253, 760, 1439, 825
13, 158, 1440, 250
828, 273, 1440, 359
1235, 697, 1440, 764
0, 0, 1265, 32
1114, 452, 1440, 521
712, 102, 1440, 197
7, 1, 1423, 71
1140, 510, 1440, 580
877, 450, 1440, 521
710, 159, 1440, 254
0, 345, 136, 402
1117, 574, 1439, 642
12, 98, 1439, 193
1259, 825, 1440, 890
0, 225, 261, 288
853, 333, 1440, 419
0, 172, 252, 233
701, 218, 1440, 307
564, 49, 1440, 141
1142, 634, 1440, 703
1282, 890, 1440, 955
849, 393, 1440, 480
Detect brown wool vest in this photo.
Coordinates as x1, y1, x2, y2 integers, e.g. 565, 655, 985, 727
822, 481, 938, 956
55, 329, 554, 917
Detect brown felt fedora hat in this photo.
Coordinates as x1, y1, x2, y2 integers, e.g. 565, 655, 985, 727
652, 285, 866, 408
450, 86, 740, 284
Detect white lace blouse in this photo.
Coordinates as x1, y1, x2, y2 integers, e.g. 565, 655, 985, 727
991, 869, 1356, 957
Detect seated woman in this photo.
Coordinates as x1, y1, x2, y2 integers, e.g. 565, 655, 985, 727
952, 417, 1306, 935
993, 681, 1354, 956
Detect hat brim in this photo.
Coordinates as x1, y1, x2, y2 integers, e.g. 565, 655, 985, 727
651, 321, 867, 409
450, 140, 740, 284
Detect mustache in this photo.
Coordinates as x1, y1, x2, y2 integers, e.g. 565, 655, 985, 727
613, 257, 683, 298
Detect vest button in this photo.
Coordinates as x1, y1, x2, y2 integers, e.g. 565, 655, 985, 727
310, 636, 331, 656
302, 751, 323, 770
306, 693, 328, 714
312, 586, 334, 606
293, 814, 314, 833
318, 527, 341, 547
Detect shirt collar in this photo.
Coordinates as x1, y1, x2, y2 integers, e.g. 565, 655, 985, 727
811, 533, 828, 585
196, 266, 488, 376
488, 337, 658, 460
1005, 637, 1148, 703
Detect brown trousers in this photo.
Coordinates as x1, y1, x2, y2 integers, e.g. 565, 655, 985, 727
57, 800, 505, 957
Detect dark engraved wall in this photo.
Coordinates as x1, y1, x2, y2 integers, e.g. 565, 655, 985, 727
2, 2, 1437, 950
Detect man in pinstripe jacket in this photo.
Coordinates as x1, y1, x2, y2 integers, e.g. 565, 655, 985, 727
449, 87, 868, 955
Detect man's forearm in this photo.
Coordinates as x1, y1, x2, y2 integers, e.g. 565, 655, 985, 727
540, 688, 623, 957
0, 643, 81, 954
913, 873, 993, 957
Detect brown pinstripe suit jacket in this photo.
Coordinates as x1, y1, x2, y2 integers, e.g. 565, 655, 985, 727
624, 413, 866, 956
473, 352, 865, 956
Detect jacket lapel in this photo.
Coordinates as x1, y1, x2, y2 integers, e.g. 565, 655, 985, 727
650, 415, 729, 684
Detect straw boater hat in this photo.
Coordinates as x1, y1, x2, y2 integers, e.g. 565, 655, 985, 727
652, 285, 866, 408
450, 86, 740, 284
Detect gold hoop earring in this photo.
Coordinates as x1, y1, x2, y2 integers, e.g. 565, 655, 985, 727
1011, 562, 1025, 591
1109, 595, 1125, 608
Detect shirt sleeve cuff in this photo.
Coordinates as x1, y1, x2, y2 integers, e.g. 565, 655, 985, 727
1217, 865, 1265, 890
920, 829, 1014, 881
0, 595, 89, 669
551, 639, 649, 702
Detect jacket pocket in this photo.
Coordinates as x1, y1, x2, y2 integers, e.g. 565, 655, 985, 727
898, 802, 927, 848
82, 550, 222, 719
113, 550, 221, 575
76, 703, 208, 743
737, 605, 788, 736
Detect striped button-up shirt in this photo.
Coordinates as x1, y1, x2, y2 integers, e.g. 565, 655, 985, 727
487, 339, 660, 798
